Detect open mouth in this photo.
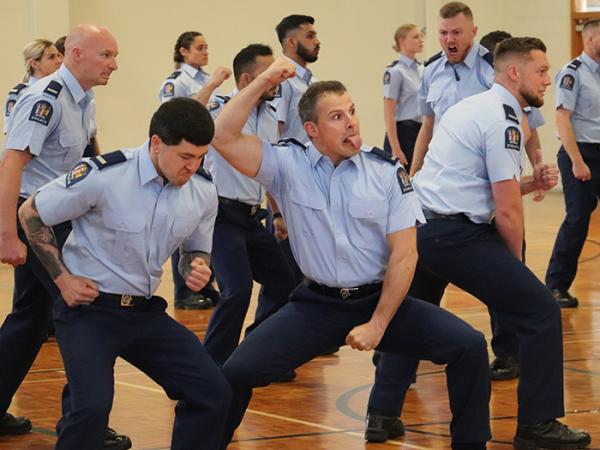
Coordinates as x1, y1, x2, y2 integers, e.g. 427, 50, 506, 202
447, 46, 459, 56
343, 135, 362, 150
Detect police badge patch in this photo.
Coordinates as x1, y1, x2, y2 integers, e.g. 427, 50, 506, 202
66, 162, 92, 187
559, 74, 575, 91
5, 100, 15, 117
163, 82, 175, 97
397, 166, 414, 194
505, 126, 521, 151
383, 71, 391, 85
28, 100, 53, 126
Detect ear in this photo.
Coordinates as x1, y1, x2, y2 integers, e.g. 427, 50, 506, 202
238, 72, 251, 89
506, 63, 519, 81
304, 121, 318, 139
472, 25, 478, 38
179, 46, 188, 58
150, 134, 162, 152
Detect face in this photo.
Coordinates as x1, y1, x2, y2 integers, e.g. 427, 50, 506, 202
438, 13, 477, 64
400, 27, 424, 55
517, 50, 551, 108
247, 55, 278, 101
294, 23, 320, 63
181, 35, 209, 68
151, 136, 207, 186
586, 27, 600, 59
305, 91, 362, 165
32, 45, 61, 78
77, 31, 119, 88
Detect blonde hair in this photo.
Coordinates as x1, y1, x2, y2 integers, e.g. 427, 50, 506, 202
393, 24, 418, 52
22, 38, 54, 81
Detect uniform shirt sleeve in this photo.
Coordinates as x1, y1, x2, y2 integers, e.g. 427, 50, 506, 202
383, 68, 403, 100
386, 165, 426, 234
35, 161, 104, 226
555, 68, 578, 112
159, 78, 187, 103
5, 93, 61, 155
484, 120, 522, 183
275, 81, 292, 123
418, 73, 433, 116
254, 141, 283, 196
180, 185, 218, 254
526, 108, 545, 130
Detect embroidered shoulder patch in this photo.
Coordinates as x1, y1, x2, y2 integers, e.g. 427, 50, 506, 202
383, 71, 391, 85
397, 166, 414, 194
28, 100, 53, 126
66, 162, 92, 187
5, 99, 16, 117
505, 126, 521, 151
208, 100, 220, 112
163, 82, 175, 98
559, 74, 575, 91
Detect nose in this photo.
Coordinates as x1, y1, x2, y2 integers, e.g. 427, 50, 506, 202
110, 57, 118, 71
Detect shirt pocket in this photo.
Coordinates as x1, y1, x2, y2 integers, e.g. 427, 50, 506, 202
289, 187, 326, 238
348, 200, 388, 249
59, 131, 85, 171
426, 82, 451, 117
102, 211, 145, 262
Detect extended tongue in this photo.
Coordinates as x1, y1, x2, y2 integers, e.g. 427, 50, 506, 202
347, 134, 362, 150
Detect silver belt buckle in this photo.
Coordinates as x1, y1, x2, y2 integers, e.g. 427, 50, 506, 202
120, 294, 134, 307
339, 288, 358, 300
250, 205, 259, 216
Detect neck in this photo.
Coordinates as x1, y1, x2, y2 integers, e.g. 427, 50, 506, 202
284, 51, 307, 68
400, 49, 416, 60
498, 80, 526, 108
584, 48, 600, 65
64, 62, 90, 91
312, 140, 345, 167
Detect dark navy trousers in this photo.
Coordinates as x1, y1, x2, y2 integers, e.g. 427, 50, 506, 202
53, 295, 231, 450
0, 212, 70, 415
204, 205, 296, 366
383, 120, 421, 172
368, 219, 565, 425
546, 144, 600, 291
220, 285, 491, 448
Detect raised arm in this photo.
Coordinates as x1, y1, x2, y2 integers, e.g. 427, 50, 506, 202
193, 66, 232, 106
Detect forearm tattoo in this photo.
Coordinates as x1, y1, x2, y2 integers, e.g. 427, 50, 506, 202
20, 195, 67, 280
178, 250, 211, 279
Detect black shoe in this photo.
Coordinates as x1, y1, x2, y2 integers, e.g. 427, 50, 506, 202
490, 355, 520, 381
0, 413, 32, 436
174, 294, 213, 310
514, 419, 590, 449
364, 413, 405, 443
104, 427, 132, 450
271, 370, 297, 383
551, 289, 579, 308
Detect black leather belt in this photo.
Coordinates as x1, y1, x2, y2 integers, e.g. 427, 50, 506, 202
218, 197, 261, 217
98, 292, 148, 307
303, 278, 382, 300
422, 209, 471, 223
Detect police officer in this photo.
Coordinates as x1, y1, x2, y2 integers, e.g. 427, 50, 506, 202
4, 39, 61, 134
0, 24, 130, 449
545, 18, 600, 308
202, 44, 296, 368
158, 30, 231, 310
377, 38, 592, 449
382, 24, 424, 170
18, 97, 232, 450
211, 58, 493, 450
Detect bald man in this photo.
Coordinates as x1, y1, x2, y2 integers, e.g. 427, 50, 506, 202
0, 24, 130, 449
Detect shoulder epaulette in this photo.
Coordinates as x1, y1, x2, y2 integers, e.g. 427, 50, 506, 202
386, 60, 399, 68
276, 138, 307, 149
482, 51, 494, 67
196, 166, 213, 181
9, 83, 28, 96
267, 103, 276, 112
43, 80, 63, 98
424, 51, 443, 67
370, 147, 399, 165
215, 95, 231, 103
168, 71, 182, 80
567, 59, 582, 70
503, 104, 519, 124
90, 150, 127, 170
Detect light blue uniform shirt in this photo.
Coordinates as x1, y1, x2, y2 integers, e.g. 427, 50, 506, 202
255, 141, 425, 287
419, 43, 494, 123
4, 76, 38, 134
525, 107, 545, 130
383, 54, 424, 122
35, 143, 218, 297
555, 52, 600, 143
275, 57, 316, 144
414, 83, 524, 224
205, 90, 277, 205
158, 63, 211, 103
5, 65, 94, 198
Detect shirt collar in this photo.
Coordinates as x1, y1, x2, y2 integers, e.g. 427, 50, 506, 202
490, 83, 524, 123
581, 52, 600, 73
307, 142, 364, 169
138, 141, 162, 185
461, 42, 481, 69
181, 63, 209, 80
28, 75, 39, 85
58, 64, 89, 105
398, 53, 417, 68
285, 56, 312, 84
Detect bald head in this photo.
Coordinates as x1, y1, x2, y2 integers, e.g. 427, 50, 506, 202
63, 24, 118, 90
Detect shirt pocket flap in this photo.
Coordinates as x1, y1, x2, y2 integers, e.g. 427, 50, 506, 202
289, 188, 327, 210
102, 211, 145, 232
59, 132, 82, 147
348, 201, 387, 219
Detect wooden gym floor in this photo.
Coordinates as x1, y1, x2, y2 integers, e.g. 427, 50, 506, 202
0, 192, 599, 449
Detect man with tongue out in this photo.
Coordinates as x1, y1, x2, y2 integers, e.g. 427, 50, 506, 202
210, 58, 493, 450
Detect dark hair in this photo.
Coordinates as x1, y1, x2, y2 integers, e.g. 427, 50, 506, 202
54, 36, 66, 56
494, 37, 546, 66
149, 97, 214, 146
439, 2, 473, 19
232, 44, 273, 83
298, 80, 347, 123
275, 15, 315, 44
480, 30, 512, 52
173, 31, 202, 65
